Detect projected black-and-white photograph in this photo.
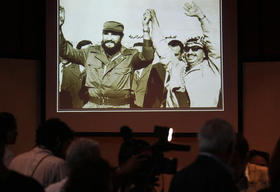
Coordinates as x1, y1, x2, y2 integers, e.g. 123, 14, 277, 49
58, 0, 222, 111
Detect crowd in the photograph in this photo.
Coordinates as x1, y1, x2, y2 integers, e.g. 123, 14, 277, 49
59, 1, 221, 109
1, 112, 280, 192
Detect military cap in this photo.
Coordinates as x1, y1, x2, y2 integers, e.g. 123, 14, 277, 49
103, 21, 124, 33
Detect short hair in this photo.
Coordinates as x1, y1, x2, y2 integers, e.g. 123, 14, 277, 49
66, 138, 101, 171
76, 40, 92, 49
168, 40, 184, 54
249, 149, 270, 165
0, 112, 16, 132
36, 118, 74, 155
133, 42, 143, 47
199, 118, 235, 154
0, 112, 17, 142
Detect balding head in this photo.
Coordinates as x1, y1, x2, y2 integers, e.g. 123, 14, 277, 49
199, 118, 235, 156
66, 138, 101, 171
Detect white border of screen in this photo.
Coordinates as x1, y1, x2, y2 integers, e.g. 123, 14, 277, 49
56, 0, 224, 112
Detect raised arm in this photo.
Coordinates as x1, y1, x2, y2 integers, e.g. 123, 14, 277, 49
184, 2, 209, 34
148, 9, 179, 66
59, 6, 87, 65
141, 9, 154, 62
132, 10, 155, 70
184, 2, 220, 59
149, 9, 186, 94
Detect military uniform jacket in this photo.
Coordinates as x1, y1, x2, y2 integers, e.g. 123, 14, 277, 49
59, 34, 154, 100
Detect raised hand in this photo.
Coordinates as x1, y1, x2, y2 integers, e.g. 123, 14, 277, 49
183, 1, 204, 19
142, 9, 152, 31
59, 6, 65, 27
149, 9, 159, 27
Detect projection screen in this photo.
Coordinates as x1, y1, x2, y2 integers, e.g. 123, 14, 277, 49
45, 0, 238, 133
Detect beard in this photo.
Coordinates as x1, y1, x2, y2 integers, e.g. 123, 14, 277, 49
102, 40, 122, 56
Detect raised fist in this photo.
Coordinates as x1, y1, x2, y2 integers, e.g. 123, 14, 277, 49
59, 6, 65, 27
142, 9, 152, 29
183, 1, 204, 19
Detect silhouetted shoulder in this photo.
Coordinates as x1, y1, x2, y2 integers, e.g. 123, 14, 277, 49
0, 170, 44, 192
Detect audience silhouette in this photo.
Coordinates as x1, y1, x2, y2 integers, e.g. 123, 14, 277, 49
1, 114, 279, 192
46, 138, 101, 192
169, 118, 239, 192
9, 118, 74, 187
0, 113, 44, 192
0, 112, 18, 167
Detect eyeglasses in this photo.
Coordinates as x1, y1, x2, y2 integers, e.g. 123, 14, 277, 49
184, 46, 202, 52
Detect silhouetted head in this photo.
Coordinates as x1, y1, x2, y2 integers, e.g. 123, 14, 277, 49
249, 149, 270, 166
36, 118, 74, 158
0, 112, 17, 145
199, 118, 235, 163
66, 138, 101, 171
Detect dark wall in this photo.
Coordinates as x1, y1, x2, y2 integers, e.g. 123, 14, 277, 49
0, 1, 45, 59
238, 1, 280, 60
0, 59, 41, 153
243, 62, 280, 154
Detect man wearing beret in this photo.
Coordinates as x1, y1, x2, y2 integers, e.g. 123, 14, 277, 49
59, 8, 154, 108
